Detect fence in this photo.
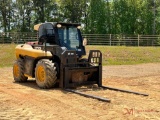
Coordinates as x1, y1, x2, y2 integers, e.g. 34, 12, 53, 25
0, 32, 37, 44
84, 34, 160, 46
0, 32, 160, 46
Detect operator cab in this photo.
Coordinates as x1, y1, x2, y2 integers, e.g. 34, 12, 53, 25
55, 22, 86, 57
34, 22, 86, 57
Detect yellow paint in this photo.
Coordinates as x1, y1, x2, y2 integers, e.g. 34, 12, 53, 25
13, 64, 19, 78
36, 65, 46, 82
34, 23, 42, 31
24, 74, 33, 78
15, 44, 52, 59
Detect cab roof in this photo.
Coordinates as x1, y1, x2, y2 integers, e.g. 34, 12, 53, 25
34, 22, 81, 31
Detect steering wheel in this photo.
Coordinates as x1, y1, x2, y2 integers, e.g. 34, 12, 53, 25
62, 39, 71, 49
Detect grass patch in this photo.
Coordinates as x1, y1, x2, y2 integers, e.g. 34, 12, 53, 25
0, 44, 160, 67
85, 46, 160, 65
0, 44, 16, 67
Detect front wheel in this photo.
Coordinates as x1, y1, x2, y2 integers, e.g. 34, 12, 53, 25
35, 59, 57, 89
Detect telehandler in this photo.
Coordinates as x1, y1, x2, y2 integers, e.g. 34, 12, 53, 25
13, 22, 148, 102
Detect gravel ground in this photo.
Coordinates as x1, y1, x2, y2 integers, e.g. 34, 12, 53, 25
0, 63, 160, 120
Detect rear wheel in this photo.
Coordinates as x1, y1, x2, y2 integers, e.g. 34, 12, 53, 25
13, 59, 28, 82
35, 59, 57, 89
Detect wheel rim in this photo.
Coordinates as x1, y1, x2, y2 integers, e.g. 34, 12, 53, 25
13, 64, 19, 78
36, 66, 45, 82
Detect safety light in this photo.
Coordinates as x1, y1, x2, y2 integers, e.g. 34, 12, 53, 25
77, 26, 81, 29
57, 24, 62, 28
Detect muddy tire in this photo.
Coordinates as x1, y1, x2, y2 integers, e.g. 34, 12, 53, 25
13, 59, 28, 82
35, 59, 57, 89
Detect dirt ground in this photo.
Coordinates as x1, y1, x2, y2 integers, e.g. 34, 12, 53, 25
0, 63, 160, 120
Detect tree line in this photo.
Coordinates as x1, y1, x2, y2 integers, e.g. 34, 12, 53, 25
0, 0, 160, 35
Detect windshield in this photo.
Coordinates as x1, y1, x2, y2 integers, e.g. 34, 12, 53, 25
58, 26, 81, 50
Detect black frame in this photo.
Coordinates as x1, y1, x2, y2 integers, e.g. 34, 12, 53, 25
60, 50, 102, 88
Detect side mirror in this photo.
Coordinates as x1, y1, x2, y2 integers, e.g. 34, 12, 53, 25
83, 38, 87, 46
